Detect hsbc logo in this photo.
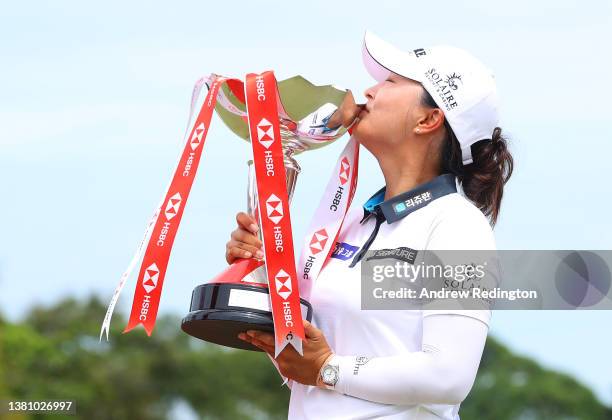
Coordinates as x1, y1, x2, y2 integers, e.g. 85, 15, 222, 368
190, 123, 205, 151
139, 263, 159, 321
303, 228, 328, 280
265, 194, 283, 224
330, 157, 349, 211
309, 228, 328, 255
274, 269, 292, 300
142, 263, 160, 294
183, 123, 205, 177
339, 157, 350, 185
164, 193, 182, 221
157, 193, 181, 247
257, 118, 275, 149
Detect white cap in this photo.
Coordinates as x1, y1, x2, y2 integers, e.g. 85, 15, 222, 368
362, 30, 499, 165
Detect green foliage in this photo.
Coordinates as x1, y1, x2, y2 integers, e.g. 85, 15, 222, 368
461, 338, 612, 420
1, 297, 288, 420
0, 297, 610, 420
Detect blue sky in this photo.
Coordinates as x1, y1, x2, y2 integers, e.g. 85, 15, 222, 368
1, 0, 611, 405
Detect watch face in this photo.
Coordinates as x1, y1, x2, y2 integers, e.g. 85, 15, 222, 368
322, 365, 338, 385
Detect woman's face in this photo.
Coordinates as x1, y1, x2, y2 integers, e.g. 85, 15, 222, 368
353, 73, 425, 154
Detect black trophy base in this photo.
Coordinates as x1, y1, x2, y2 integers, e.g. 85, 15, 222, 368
181, 283, 313, 351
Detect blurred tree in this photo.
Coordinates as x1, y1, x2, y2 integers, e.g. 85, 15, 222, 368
461, 337, 612, 420
1, 297, 288, 420
0, 297, 610, 420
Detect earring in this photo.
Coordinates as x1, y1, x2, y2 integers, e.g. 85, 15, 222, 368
416, 128, 421, 133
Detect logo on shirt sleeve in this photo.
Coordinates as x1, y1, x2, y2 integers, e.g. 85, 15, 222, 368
353, 356, 371, 375
331, 242, 360, 261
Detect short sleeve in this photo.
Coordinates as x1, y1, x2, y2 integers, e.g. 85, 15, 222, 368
421, 195, 497, 327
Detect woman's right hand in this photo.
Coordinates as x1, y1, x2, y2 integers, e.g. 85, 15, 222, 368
225, 212, 265, 265
325, 90, 365, 130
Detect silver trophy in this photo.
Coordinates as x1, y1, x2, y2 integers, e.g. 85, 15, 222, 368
181, 74, 355, 350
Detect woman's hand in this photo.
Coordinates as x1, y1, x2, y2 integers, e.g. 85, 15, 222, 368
237, 320, 333, 386
225, 212, 264, 265
325, 90, 365, 130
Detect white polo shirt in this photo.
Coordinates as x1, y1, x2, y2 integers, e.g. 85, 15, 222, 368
288, 174, 495, 419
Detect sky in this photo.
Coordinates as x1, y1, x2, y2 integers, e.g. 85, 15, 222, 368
1, 0, 611, 406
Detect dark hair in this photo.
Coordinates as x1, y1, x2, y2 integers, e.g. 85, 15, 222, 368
421, 89, 513, 226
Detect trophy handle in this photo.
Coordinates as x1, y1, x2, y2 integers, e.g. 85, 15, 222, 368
247, 159, 260, 231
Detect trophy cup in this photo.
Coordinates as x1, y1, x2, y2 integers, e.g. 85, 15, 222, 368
181, 74, 353, 351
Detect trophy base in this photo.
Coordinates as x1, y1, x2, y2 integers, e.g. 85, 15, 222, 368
181, 283, 313, 351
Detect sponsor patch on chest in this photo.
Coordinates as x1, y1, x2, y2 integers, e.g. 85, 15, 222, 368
331, 242, 360, 261
365, 247, 418, 264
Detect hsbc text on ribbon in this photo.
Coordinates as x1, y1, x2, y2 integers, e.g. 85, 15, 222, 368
329, 185, 345, 211
139, 295, 152, 321
303, 255, 316, 280
273, 226, 284, 252
183, 152, 195, 177
156, 222, 171, 247
264, 150, 275, 176
282, 301, 294, 327
256, 75, 266, 101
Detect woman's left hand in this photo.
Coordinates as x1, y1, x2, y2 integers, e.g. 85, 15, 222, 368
238, 320, 332, 386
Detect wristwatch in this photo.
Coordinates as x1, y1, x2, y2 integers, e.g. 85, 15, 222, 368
317, 354, 340, 390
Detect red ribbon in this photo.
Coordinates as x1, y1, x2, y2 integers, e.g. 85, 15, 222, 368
245, 71, 305, 356
124, 76, 230, 335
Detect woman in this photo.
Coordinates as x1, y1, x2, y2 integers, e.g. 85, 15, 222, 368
229, 31, 513, 419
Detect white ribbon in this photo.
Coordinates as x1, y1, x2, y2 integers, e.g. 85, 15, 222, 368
297, 136, 359, 300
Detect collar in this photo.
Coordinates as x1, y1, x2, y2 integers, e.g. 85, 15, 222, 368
361, 173, 457, 224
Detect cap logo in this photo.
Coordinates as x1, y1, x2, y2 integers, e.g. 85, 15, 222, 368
445, 73, 462, 91
424, 68, 460, 111
413, 48, 426, 58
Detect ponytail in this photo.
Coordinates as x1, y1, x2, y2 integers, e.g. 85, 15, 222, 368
422, 89, 514, 226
